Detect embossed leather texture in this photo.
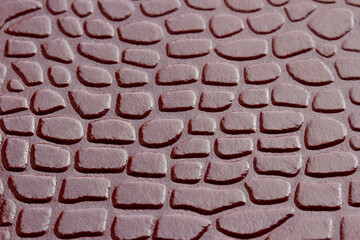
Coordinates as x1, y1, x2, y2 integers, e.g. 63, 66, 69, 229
0, 0, 359, 239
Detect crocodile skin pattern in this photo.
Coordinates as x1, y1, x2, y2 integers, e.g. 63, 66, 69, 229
1, 0, 360, 239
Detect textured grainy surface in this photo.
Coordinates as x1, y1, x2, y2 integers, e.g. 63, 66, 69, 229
1, 0, 360, 239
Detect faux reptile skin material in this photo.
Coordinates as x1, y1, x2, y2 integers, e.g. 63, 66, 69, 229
1, 0, 360, 239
